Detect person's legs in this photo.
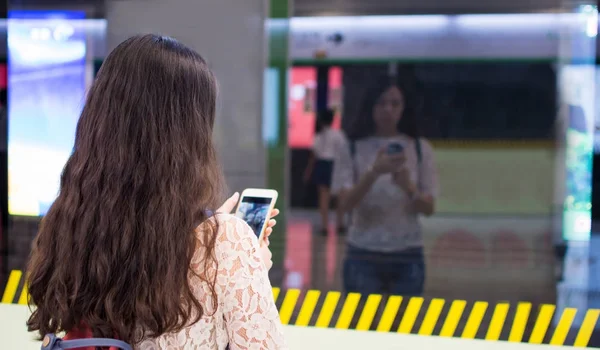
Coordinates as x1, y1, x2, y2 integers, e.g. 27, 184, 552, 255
344, 247, 390, 330
387, 249, 426, 297
335, 200, 345, 233
343, 246, 385, 295
318, 185, 331, 231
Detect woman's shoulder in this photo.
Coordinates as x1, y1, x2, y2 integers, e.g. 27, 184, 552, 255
331, 128, 345, 136
400, 134, 434, 151
416, 137, 435, 153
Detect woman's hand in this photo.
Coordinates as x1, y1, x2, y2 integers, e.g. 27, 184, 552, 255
372, 149, 405, 176
218, 193, 279, 270
391, 172, 436, 216
392, 167, 416, 195
260, 223, 274, 271
260, 244, 273, 270
262, 209, 279, 239
216, 192, 241, 214
260, 210, 278, 271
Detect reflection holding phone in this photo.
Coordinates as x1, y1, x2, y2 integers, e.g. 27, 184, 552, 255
331, 78, 439, 296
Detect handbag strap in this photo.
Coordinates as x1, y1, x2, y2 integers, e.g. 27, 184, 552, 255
414, 138, 423, 191
42, 334, 132, 350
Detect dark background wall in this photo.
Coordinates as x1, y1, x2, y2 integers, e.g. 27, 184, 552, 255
341, 63, 557, 140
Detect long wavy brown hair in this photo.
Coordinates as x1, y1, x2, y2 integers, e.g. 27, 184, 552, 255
26, 34, 224, 344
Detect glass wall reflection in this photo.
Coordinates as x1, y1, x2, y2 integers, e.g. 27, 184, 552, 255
286, 10, 599, 344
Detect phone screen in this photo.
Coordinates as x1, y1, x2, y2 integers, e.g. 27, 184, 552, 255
236, 196, 273, 237
387, 142, 404, 155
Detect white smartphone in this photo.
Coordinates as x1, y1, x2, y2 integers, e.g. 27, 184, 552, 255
235, 188, 278, 241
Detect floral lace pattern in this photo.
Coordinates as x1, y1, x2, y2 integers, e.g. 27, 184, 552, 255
138, 214, 287, 349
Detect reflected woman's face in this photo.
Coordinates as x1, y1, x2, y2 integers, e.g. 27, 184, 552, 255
372, 86, 404, 133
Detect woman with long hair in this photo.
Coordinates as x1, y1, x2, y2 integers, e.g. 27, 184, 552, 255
25, 34, 286, 349
332, 76, 439, 296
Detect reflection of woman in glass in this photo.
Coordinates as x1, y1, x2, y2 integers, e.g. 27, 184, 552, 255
304, 109, 346, 235
332, 77, 439, 296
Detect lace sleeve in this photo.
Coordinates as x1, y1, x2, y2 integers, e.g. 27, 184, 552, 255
215, 214, 287, 350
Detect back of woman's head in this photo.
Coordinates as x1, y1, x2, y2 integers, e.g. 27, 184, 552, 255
315, 109, 335, 133
26, 34, 224, 344
318, 109, 335, 127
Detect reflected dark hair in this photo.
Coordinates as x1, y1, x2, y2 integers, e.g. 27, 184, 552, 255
349, 76, 419, 140
315, 109, 335, 133
26, 34, 224, 344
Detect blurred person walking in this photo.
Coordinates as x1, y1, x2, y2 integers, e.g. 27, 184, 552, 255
332, 77, 439, 296
25, 35, 286, 349
304, 109, 346, 235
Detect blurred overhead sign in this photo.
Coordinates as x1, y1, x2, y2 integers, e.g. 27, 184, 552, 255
287, 13, 598, 61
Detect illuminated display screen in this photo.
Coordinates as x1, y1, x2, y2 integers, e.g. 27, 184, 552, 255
561, 5, 597, 242
8, 11, 87, 216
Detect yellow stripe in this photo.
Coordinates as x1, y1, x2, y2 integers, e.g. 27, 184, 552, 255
279, 289, 300, 325
1, 270, 22, 304
335, 293, 361, 329
315, 291, 341, 328
439, 300, 466, 337
272, 287, 280, 303
376, 296, 403, 332
356, 294, 382, 331
398, 297, 424, 334
550, 308, 577, 345
419, 298, 445, 336
18, 283, 28, 305
295, 290, 321, 326
485, 303, 510, 341
508, 302, 532, 342
528, 304, 555, 344
574, 309, 600, 347
461, 301, 488, 339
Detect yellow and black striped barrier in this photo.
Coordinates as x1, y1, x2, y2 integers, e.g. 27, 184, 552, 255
271, 288, 599, 347
3, 270, 599, 347
2, 270, 28, 305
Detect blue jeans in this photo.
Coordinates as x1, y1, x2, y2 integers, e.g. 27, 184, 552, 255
343, 245, 425, 296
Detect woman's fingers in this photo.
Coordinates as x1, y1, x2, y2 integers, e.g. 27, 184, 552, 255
216, 192, 240, 214
389, 154, 406, 162
270, 208, 280, 218
260, 233, 270, 247
261, 215, 277, 246
260, 245, 273, 270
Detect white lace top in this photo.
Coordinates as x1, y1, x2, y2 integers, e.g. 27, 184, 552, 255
331, 134, 439, 252
138, 214, 287, 349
